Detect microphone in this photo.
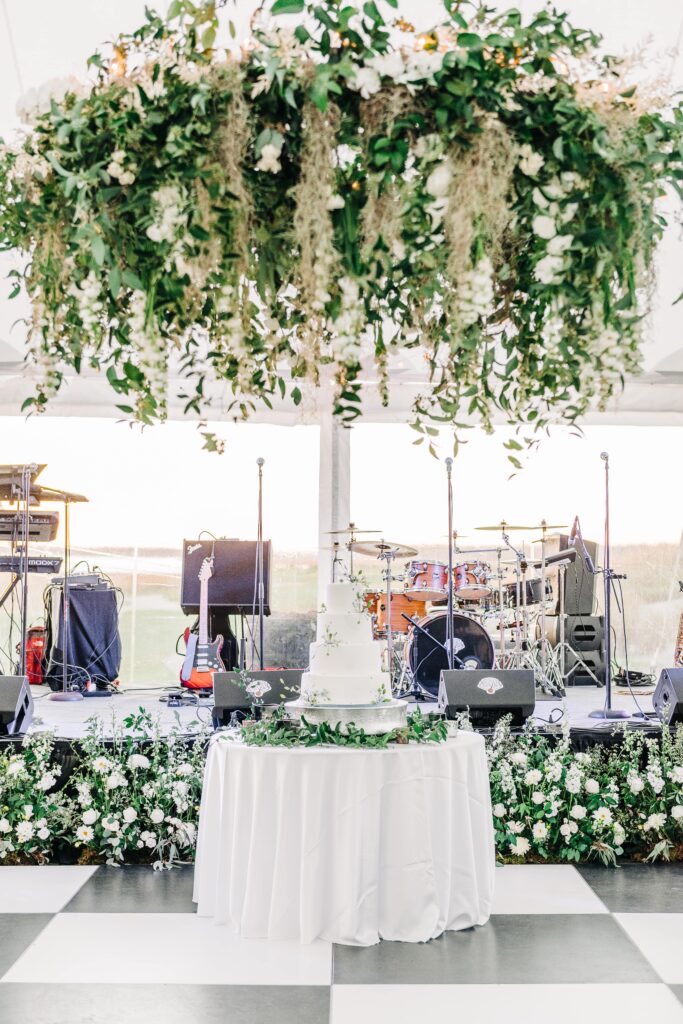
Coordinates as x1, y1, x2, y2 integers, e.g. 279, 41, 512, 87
600, 451, 609, 462
568, 515, 579, 548
256, 457, 264, 467
445, 457, 453, 471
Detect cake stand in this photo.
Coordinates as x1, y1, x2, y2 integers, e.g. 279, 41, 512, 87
286, 697, 408, 735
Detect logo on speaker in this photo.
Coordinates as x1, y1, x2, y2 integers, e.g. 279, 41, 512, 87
187, 543, 202, 555
477, 676, 503, 695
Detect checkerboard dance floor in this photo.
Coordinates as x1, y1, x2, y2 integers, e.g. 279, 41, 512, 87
1, 863, 682, 1023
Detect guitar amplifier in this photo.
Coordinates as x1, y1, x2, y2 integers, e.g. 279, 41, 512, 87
212, 669, 303, 727
181, 539, 271, 616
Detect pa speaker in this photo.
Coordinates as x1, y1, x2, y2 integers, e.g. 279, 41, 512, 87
181, 540, 272, 616
438, 669, 535, 727
0, 676, 33, 736
546, 535, 598, 616
212, 669, 303, 727
564, 650, 606, 686
653, 668, 683, 725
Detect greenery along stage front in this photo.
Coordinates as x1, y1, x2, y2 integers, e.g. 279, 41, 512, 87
1, 1, 682, 452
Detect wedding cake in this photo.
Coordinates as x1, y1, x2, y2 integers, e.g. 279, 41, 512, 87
301, 582, 389, 706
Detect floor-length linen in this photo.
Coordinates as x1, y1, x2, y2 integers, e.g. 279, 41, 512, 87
193, 733, 495, 945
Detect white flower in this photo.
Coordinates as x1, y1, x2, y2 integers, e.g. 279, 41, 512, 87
142, 783, 156, 798
532, 214, 556, 240
106, 771, 127, 791
560, 819, 578, 839
403, 49, 443, 82
76, 825, 94, 842
518, 145, 544, 177
150, 807, 165, 825
534, 253, 564, 285
350, 66, 381, 99
118, 170, 136, 186
565, 771, 582, 795
508, 820, 524, 834
425, 159, 452, 199
102, 817, 120, 833
510, 751, 528, 766
23, 805, 33, 819
560, 203, 578, 223
532, 821, 548, 841
509, 836, 530, 857
671, 805, 683, 820
16, 821, 34, 843
585, 779, 600, 795
570, 804, 587, 820
326, 193, 345, 211
547, 234, 572, 256
545, 761, 562, 782
82, 809, 98, 826
176, 763, 193, 777
36, 772, 56, 792
647, 771, 665, 794
593, 806, 613, 827
532, 791, 545, 805
524, 769, 543, 786
256, 142, 282, 174
92, 757, 111, 774
37, 827, 50, 841
6, 757, 26, 777
532, 186, 549, 209
644, 812, 666, 832
669, 766, 683, 785
368, 51, 405, 80
122, 807, 138, 824
128, 753, 151, 771
628, 774, 644, 795
0, 819, 10, 834
492, 803, 506, 817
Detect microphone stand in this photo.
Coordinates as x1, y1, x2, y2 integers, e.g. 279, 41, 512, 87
256, 458, 265, 670
445, 458, 454, 670
589, 453, 629, 720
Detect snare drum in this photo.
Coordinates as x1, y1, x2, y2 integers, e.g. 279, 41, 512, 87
404, 560, 448, 602
453, 561, 492, 601
376, 592, 426, 635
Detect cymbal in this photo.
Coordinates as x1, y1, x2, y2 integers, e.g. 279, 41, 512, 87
324, 526, 381, 535
475, 521, 536, 532
350, 540, 418, 559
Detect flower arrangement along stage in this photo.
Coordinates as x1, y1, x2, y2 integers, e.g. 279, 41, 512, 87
1, 1, 682, 453
2, 711, 683, 867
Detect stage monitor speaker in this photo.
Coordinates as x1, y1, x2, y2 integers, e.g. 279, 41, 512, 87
212, 669, 303, 727
564, 650, 606, 686
564, 615, 604, 651
546, 535, 598, 616
438, 669, 535, 727
0, 676, 33, 736
181, 539, 272, 616
653, 668, 683, 725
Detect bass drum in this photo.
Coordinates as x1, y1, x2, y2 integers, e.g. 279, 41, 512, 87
407, 612, 495, 696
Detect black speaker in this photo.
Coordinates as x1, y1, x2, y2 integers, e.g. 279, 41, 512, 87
438, 669, 535, 727
546, 535, 598, 616
181, 540, 272, 616
212, 669, 303, 727
564, 650, 606, 686
653, 668, 683, 725
0, 676, 33, 736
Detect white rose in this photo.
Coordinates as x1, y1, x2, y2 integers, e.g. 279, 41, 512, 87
350, 66, 381, 100
368, 51, 405, 80
518, 144, 544, 177
585, 779, 600, 795
532, 821, 548, 841
123, 807, 138, 823
82, 809, 98, 826
671, 805, 683, 820
0, 818, 10, 834
570, 804, 586, 820
547, 234, 572, 256
492, 803, 506, 817
532, 214, 556, 240
102, 818, 120, 833
425, 160, 452, 199
150, 807, 165, 824
532, 791, 544, 805
524, 769, 542, 786
37, 828, 49, 841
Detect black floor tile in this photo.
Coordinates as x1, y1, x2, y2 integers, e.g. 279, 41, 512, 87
0, 915, 53, 980
578, 864, 683, 913
670, 985, 683, 1007
0, 984, 330, 1024
333, 915, 660, 985
62, 866, 196, 913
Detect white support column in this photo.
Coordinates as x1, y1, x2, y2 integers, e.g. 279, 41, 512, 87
317, 401, 351, 606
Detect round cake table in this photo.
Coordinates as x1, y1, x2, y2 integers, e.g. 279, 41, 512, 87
192, 732, 495, 946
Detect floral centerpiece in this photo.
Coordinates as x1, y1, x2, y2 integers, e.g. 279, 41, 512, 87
0, 1, 681, 455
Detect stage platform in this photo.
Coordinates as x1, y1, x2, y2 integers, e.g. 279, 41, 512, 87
24, 681, 658, 741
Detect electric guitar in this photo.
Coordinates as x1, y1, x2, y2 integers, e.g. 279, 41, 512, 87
180, 556, 224, 689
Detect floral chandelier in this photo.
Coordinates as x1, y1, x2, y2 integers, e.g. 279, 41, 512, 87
1, 0, 681, 454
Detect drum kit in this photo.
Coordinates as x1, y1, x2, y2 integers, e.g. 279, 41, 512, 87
326, 519, 573, 699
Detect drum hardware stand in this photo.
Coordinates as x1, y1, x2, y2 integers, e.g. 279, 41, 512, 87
589, 452, 629, 720
445, 458, 454, 670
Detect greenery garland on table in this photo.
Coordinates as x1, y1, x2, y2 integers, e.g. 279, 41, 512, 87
1, 711, 683, 866
0, 2, 681, 453
239, 705, 449, 746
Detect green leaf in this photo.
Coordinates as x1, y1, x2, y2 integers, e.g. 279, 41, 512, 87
291, 386, 302, 406
122, 269, 144, 291
271, 0, 304, 13
91, 234, 106, 266
109, 265, 122, 299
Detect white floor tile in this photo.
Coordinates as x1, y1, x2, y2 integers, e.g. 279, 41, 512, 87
491, 865, 608, 914
1, 913, 332, 985
0, 867, 97, 914
331, 984, 683, 1024
615, 914, 683, 983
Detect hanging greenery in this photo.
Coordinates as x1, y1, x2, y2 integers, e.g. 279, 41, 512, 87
0, 0, 681, 449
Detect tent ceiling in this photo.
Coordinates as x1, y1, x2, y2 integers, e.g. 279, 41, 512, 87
0, 0, 681, 424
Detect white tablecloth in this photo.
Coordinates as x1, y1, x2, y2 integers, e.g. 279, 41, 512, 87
193, 733, 495, 946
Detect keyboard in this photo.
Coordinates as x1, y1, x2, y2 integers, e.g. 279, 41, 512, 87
0, 555, 62, 575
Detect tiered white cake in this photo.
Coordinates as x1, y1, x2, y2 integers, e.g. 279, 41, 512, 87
301, 582, 388, 706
